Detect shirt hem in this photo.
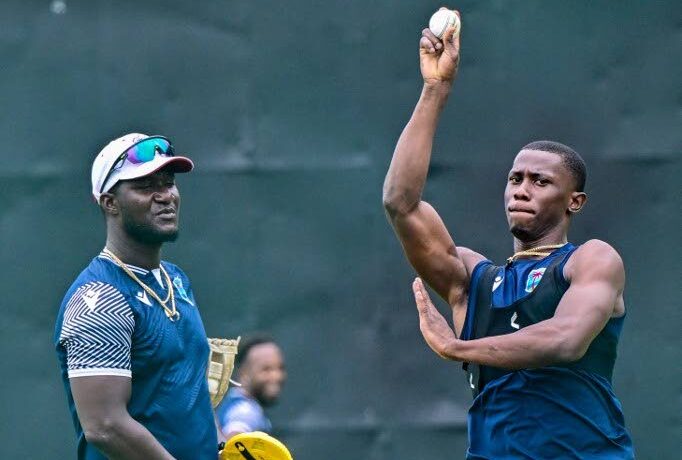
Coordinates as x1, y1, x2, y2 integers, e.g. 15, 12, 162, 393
68, 368, 132, 378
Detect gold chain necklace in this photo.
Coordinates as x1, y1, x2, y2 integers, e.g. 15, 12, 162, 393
506, 243, 567, 266
103, 248, 179, 321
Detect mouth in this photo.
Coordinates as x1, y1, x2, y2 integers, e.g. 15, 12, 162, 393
156, 208, 177, 219
508, 208, 535, 215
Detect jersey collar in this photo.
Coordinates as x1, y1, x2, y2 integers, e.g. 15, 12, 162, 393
98, 250, 152, 275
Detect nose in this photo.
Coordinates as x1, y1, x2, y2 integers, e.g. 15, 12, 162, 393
153, 185, 175, 203
272, 368, 286, 384
513, 180, 531, 201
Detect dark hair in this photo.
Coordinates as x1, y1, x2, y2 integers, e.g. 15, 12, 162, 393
236, 334, 277, 367
522, 140, 587, 192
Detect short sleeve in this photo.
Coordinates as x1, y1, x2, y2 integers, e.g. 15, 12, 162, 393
220, 400, 264, 434
59, 281, 135, 378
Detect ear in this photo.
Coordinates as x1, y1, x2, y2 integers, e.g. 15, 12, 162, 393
568, 191, 587, 214
99, 193, 119, 216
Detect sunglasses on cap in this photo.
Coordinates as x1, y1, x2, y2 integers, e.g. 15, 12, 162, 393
99, 136, 175, 194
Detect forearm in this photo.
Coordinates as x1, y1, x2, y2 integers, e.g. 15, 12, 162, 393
445, 321, 576, 369
87, 416, 176, 460
449, 259, 622, 369
415, 259, 619, 370
383, 82, 452, 214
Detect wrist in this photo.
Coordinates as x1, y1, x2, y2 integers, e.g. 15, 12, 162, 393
442, 337, 462, 361
419, 82, 452, 110
422, 80, 453, 97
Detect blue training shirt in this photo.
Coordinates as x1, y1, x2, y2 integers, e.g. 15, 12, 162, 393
54, 251, 217, 460
216, 387, 272, 435
462, 244, 634, 459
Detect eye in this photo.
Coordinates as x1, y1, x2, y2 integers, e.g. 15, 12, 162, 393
508, 176, 521, 184
535, 178, 550, 186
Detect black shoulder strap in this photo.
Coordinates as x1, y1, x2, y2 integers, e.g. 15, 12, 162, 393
462, 264, 498, 398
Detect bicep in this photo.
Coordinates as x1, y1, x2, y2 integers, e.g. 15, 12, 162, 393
553, 281, 617, 347
552, 246, 624, 355
388, 201, 479, 301
71, 375, 132, 429
59, 283, 136, 427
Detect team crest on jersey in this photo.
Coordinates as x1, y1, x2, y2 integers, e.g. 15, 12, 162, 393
525, 268, 546, 293
173, 276, 194, 305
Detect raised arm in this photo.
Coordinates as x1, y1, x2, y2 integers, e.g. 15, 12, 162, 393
413, 240, 625, 368
71, 376, 176, 460
383, 11, 484, 332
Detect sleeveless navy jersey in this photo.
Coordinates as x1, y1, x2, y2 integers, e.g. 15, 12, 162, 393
54, 251, 217, 460
461, 244, 634, 459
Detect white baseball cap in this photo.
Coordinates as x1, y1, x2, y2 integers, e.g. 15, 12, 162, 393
91, 133, 193, 202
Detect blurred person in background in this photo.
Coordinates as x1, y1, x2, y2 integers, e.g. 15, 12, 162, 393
216, 335, 287, 440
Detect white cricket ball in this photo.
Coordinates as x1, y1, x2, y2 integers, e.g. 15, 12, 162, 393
429, 9, 460, 39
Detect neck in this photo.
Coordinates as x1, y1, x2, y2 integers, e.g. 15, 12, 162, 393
105, 231, 162, 270
239, 384, 259, 404
513, 227, 568, 253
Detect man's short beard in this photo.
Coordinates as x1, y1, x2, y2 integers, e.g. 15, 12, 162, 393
509, 215, 561, 242
252, 387, 278, 408
122, 217, 179, 245
509, 224, 533, 241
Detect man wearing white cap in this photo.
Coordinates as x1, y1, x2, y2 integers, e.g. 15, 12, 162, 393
54, 133, 218, 459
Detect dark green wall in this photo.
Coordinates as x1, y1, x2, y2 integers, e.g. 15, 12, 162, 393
1, 1, 680, 458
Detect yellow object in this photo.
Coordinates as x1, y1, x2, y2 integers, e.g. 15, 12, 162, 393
219, 432, 293, 460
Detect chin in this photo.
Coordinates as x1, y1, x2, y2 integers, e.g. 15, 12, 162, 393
258, 394, 280, 408
143, 231, 179, 245
509, 224, 536, 241
159, 230, 179, 243
256, 386, 282, 407
157, 224, 179, 239
142, 224, 179, 243
125, 220, 180, 245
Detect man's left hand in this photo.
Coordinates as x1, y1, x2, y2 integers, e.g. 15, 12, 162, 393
413, 277, 459, 360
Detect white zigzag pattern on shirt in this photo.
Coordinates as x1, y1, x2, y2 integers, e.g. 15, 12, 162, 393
60, 282, 135, 372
